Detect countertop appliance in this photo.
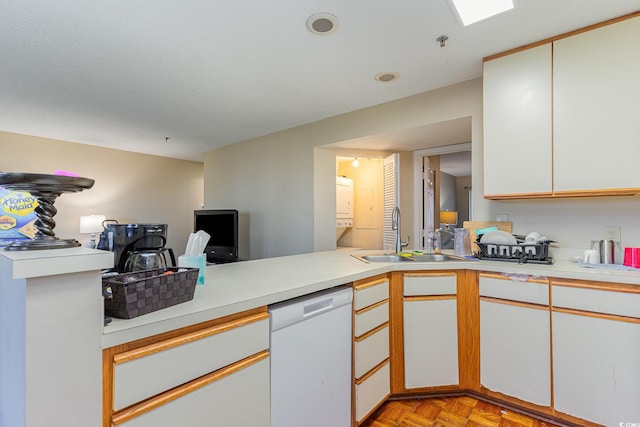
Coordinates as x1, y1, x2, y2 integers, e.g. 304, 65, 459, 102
269, 286, 352, 427
97, 223, 176, 272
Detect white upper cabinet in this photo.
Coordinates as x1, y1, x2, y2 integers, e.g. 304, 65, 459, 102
483, 44, 553, 197
483, 15, 640, 198
553, 16, 640, 193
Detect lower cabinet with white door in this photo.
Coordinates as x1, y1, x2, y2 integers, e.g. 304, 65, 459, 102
102, 307, 270, 427
551, 280, 640, 425
352, 274, 391, 426
401, 272, 459, 390
478, 273, 550, 408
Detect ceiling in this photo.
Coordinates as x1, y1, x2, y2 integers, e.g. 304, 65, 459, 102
1, 1, 637, 162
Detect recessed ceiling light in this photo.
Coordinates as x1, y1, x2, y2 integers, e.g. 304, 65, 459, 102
306, 13, 339, 35
375, 72, 399, 83
448, 0, 514, 26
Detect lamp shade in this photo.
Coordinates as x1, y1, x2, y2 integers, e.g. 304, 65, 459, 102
439, 211, 458, 226
79, 215, 105, 234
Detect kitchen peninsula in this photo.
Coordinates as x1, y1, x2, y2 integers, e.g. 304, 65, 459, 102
2, 247, 640, 427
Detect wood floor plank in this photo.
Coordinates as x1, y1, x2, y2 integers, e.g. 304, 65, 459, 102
361, 397, 560, 427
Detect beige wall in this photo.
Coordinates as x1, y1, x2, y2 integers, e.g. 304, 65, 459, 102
204, 73, 640, 256
0, 131, 204, 259
204, 78, 486, 259
5, 74, 637, 260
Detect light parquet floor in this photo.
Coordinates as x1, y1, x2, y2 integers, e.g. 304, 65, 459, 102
361, 396, 561, 427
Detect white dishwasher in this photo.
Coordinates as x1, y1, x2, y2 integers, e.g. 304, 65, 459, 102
269, 286, 352, 427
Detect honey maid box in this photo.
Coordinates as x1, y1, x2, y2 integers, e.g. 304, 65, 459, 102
0, 187, 38, 246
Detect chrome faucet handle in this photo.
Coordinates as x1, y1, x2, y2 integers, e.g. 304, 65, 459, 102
401, 234, 410, 248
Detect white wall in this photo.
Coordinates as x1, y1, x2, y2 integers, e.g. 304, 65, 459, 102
204, 78, 487, 259
203, 126, 315, 259
314, 148, 337, 252
0, 132, 204, 258
491, 197, 640, 250
456, 176, 472, 225
203, 74, 640, 259
440, 172, 457, 212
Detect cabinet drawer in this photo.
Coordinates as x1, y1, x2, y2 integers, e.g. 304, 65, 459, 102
354, 301, 389, 338
404, 274, 456, 296
113, 316, 269, 411
354, 279, 389, 310
354, 325, 389, 379
552, 285, 640, 318
355, 361, 390, 423
479, 275, 548, 305
116, 355, 270, 427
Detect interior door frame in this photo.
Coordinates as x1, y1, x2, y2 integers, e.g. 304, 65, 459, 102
413, 142, 471, 250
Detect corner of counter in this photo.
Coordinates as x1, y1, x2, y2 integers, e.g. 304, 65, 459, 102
0, 247, 114, 279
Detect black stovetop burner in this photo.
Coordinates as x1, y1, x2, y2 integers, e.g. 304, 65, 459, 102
474, 255, 554, 265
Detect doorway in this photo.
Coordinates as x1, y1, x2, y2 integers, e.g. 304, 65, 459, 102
324, 116, 473, 252
414, 143, 472, 251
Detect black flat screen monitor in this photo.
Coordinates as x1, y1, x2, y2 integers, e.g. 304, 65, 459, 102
194, 209, 238, 263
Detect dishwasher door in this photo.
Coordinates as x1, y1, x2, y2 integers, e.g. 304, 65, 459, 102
269, 286, 353, 427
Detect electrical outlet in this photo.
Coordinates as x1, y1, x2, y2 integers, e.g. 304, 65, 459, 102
604, 226, 621, 242
491, 214, 508, 222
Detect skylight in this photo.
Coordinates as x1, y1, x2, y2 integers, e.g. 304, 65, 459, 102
449, 0, 514, 26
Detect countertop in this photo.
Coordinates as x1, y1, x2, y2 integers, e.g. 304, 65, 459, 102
102, 249, 640, 348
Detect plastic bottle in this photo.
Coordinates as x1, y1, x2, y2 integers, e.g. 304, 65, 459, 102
434, 228, 441, 253
426, 230, 434, 254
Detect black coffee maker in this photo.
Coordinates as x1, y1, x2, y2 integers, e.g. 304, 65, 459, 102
97, 222, 176, 272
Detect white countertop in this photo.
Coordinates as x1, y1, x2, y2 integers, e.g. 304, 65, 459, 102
101, 249, 640, 348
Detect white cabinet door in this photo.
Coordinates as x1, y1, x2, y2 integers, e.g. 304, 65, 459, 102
480, 300, 550, 406
553, 17, 640, 192
403, 298, 458, 388
553, 312, 640, 425
483, 43, 553, 196
119, 357, 270, 427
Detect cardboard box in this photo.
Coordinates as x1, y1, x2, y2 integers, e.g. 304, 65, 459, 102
0, 187, 39, 244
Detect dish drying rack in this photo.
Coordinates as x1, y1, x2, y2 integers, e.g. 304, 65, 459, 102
475, 234, 553, 264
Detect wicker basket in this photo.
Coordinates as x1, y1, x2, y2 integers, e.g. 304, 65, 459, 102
103, 268, 199, 319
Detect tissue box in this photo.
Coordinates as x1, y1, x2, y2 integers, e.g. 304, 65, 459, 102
178, 254, 206, 285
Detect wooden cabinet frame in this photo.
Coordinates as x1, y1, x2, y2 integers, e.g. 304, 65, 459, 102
483, 11, 640, 200
389, 270, 479, 395
102, 307, 268, 427
352, 274, 391, 426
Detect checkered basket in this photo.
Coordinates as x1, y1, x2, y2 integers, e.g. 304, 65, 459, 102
103, 268, 199, 319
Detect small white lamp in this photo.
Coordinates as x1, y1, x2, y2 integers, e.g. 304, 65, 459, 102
80, 215, 106, 248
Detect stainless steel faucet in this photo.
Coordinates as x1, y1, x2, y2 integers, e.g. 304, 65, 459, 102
391, 206, 410, 253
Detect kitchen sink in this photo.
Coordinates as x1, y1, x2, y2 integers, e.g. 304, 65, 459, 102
358, 254, 413, 262
410, 254, 458, 262
353, 253, 460, 263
